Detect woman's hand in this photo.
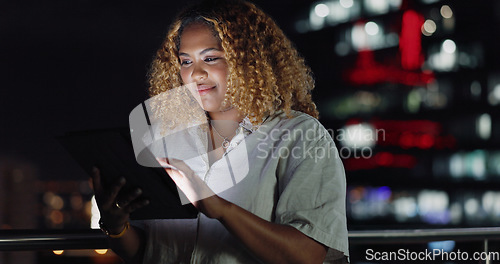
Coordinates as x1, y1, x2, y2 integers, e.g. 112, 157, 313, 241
90, 167, 149, 234
157, 158, 230, 219
157, 159, 327, 263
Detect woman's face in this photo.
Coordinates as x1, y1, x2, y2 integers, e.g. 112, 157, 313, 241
179, 23, 229, 113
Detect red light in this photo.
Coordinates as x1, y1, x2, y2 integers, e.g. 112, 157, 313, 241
418, 134, 435, 149
345, 118, 362, 125
344, 10, 433, 86
400, 10, 425, 70
345, 50, 434, 86
343, 153, 417, 170
372, 120, 441, 134
354, 119, 454, 150
376, 152, 394, 166
399, 132, 415, 149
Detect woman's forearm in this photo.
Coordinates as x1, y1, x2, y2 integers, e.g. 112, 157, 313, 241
108, 225, 147, 264
217, 199, 327, 264
166, 164, 328, 263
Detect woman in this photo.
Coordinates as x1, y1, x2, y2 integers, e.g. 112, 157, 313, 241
92, 0, 349, 263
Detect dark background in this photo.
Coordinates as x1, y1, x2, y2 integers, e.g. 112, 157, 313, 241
0, 0, 318, 181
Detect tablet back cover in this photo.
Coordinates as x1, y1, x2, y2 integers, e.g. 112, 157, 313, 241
58, 128, 198, 220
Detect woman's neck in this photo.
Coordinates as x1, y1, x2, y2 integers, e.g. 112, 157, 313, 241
207, 107, 244, 123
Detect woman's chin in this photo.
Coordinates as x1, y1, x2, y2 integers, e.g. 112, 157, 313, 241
204, 107, 237, 116
200, 104, 216, 112
198, 99, 219, 112
200, 102, 226, 113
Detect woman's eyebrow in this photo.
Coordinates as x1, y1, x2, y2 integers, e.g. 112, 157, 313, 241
178, 47, 221, 57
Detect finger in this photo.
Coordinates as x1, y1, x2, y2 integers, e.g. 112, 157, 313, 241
166, 169, 185, 187
165, 168, 175, 176
109, 177, 126, 202
116, 188, 143, 208
168, 158, 185, 168
91, 167, 102, 192
157, 157, 180, 170
125, 198, 150, 213
166, 168, 185, 178
168, 159, 193, 176
156, 157, 168, 166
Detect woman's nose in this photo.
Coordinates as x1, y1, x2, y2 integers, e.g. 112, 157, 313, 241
191, 63, 207, 81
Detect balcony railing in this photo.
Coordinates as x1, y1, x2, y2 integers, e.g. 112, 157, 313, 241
348, 227, 500, 244
1, 227, 500, 262
0, 229, 107, 251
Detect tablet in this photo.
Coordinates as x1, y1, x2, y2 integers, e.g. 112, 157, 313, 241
58, 128, 198, 220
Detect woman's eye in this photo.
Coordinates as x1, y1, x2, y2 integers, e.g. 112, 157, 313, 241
204, 57, 219, 62
180, 60, 192, 66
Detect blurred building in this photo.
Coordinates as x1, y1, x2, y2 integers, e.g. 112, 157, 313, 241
0, 158, 37, 264
290, 1, 500, 261
293, 0, 500, 230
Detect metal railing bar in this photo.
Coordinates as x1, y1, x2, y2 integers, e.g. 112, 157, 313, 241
1, 227, 499, 251
0, 229, 108, 251
348, 227, 500, 244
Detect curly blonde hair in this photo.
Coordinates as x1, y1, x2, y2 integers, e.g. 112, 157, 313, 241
148, 0, 318, 126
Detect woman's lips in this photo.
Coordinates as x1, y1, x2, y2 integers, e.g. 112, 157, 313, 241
197, 85, 215, 95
